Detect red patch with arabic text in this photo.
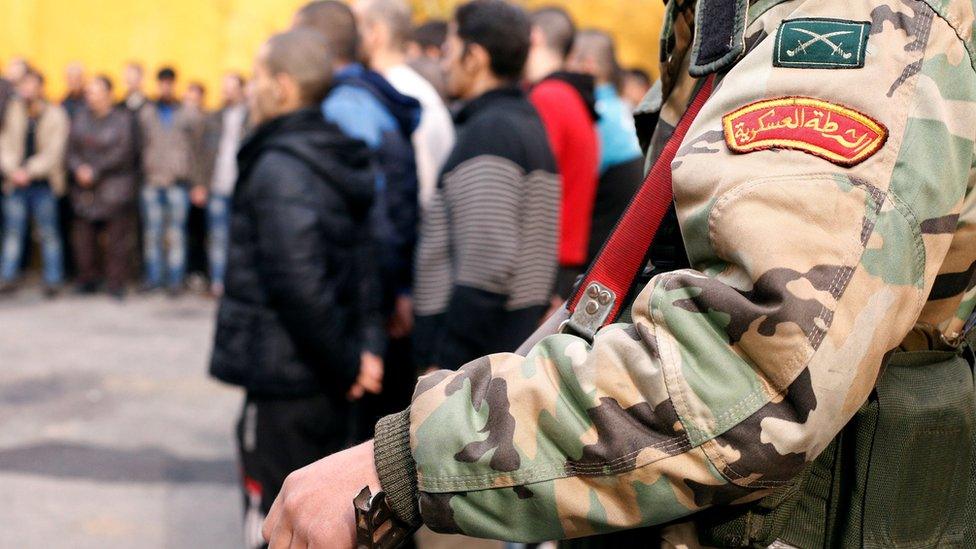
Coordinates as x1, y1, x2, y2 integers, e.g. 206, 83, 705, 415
723, 97, 888, 167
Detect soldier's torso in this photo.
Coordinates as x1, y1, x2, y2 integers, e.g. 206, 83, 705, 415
641, 0, 976, 353
625, 1, 976, 545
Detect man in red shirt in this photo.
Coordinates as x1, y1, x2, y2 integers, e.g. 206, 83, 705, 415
526, 6, 599, 300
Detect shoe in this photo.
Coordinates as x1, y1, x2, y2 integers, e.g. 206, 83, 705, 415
0, 281, 18, 295
76, 281, 100, 295
166, 286, 184, 299
42, 285, 62, 299
187, 273, 208, 293
138, 283, 161, 294
108, 286, 126, 301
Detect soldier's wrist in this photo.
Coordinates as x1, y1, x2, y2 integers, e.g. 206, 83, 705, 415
373, 408, 422, 528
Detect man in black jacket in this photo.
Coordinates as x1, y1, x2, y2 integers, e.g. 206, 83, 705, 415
208, 29, 382, 548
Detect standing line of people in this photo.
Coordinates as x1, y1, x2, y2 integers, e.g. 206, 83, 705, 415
0, 60, 254, 299
0, 4, 652, 546
200, 2, 651, 548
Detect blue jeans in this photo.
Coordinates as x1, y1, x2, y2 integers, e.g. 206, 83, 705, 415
141, 185, 189, 288
1, 184, 64, 285
207, 194, 232, 287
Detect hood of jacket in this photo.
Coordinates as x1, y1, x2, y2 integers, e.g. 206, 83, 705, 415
541, 71, 600, 122
334, 63, 421, 139
237, 107, 374, 217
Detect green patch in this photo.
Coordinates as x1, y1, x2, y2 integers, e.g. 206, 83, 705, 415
774, 18, 871, 69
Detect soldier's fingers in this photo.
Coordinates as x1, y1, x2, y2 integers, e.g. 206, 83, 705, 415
288, 534, 308, 549
268, 522, 293, 549
263, 494, 284, 542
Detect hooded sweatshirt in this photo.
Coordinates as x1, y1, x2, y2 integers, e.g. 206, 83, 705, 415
323, 64, 421, 325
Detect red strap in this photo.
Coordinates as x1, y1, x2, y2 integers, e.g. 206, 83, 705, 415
568, 75, 716, 322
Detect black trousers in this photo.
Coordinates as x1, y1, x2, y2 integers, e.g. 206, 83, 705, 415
237, 392, 351, 549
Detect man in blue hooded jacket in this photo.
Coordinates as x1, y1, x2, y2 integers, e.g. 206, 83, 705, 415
294, 0, 422, 438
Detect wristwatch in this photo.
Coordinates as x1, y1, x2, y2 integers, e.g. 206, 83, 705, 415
354, 487, 418, 549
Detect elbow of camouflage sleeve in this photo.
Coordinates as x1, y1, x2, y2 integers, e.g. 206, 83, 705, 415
373, 409, 423, 528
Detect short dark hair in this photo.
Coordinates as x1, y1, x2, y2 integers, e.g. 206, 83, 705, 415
359, 0, 413, 49
95, 74, 114, 92
573, 29, 621, 86
455, 0, 531, 81
530, 6, 576, 58
157, 67, 176, 81
263, 29, 334, 105
22, 67, 44, 86
412, 20, 448, 50
294, 1, 359, 63
624, 67, 651, 88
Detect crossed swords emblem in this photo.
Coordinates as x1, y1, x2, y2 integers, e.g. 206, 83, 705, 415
786, 28, 855, 59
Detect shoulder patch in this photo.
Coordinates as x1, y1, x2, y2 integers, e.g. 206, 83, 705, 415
723, 97, 888, 167
774, 18, 871, 69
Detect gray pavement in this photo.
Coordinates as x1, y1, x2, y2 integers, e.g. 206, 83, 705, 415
0, 288, 243, 548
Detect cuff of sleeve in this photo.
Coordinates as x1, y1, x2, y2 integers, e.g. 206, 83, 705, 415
363, 325, 388, 357
374, 408, 422, 528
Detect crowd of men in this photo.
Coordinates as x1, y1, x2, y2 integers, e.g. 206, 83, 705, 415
0, 10, 652, 304
0, 1, 654, 546
0, 58, 249, 298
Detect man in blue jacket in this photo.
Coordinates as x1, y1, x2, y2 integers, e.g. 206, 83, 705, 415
294, 1, 422, 440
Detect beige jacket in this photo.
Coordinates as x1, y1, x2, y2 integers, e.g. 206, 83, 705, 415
0, 98, 70, 195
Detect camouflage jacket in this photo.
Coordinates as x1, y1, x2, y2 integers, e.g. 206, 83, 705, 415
373, 0, 976, 543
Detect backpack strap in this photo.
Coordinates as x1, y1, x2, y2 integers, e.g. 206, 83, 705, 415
561, 74, 715, 342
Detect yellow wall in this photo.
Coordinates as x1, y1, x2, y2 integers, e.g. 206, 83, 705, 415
0, 0, 663, 107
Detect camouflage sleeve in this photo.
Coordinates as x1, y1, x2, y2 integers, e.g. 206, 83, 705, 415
378, 1, 976, 541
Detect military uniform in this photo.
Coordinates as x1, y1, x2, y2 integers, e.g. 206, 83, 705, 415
372, 0, 976, 544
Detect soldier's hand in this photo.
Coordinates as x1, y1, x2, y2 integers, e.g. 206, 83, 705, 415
263, 440, 381, 548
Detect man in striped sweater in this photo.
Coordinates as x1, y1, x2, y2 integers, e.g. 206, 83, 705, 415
412, 0, 560, 373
